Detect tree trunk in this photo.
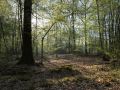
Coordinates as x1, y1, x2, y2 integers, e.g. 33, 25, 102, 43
96, 0, 103, 50
84, 3, 88, 54
18, 0, 35, 65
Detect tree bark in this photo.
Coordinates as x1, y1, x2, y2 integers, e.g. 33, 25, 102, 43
96, 0, 103, 50
18, 0, 35, 65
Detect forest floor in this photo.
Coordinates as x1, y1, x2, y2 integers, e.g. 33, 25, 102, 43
0, 54, 120, 90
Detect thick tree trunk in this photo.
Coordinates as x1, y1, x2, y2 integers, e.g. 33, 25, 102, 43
18, 0, 35, 65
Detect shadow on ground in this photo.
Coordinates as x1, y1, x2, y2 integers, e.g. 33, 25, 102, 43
0, 55, 120, 90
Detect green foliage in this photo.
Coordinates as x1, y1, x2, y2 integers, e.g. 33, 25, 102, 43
0, 0, 12, 16
0, 0, 120, 62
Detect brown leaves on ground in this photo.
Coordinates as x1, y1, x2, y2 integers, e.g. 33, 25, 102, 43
0, 54, 120, 90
